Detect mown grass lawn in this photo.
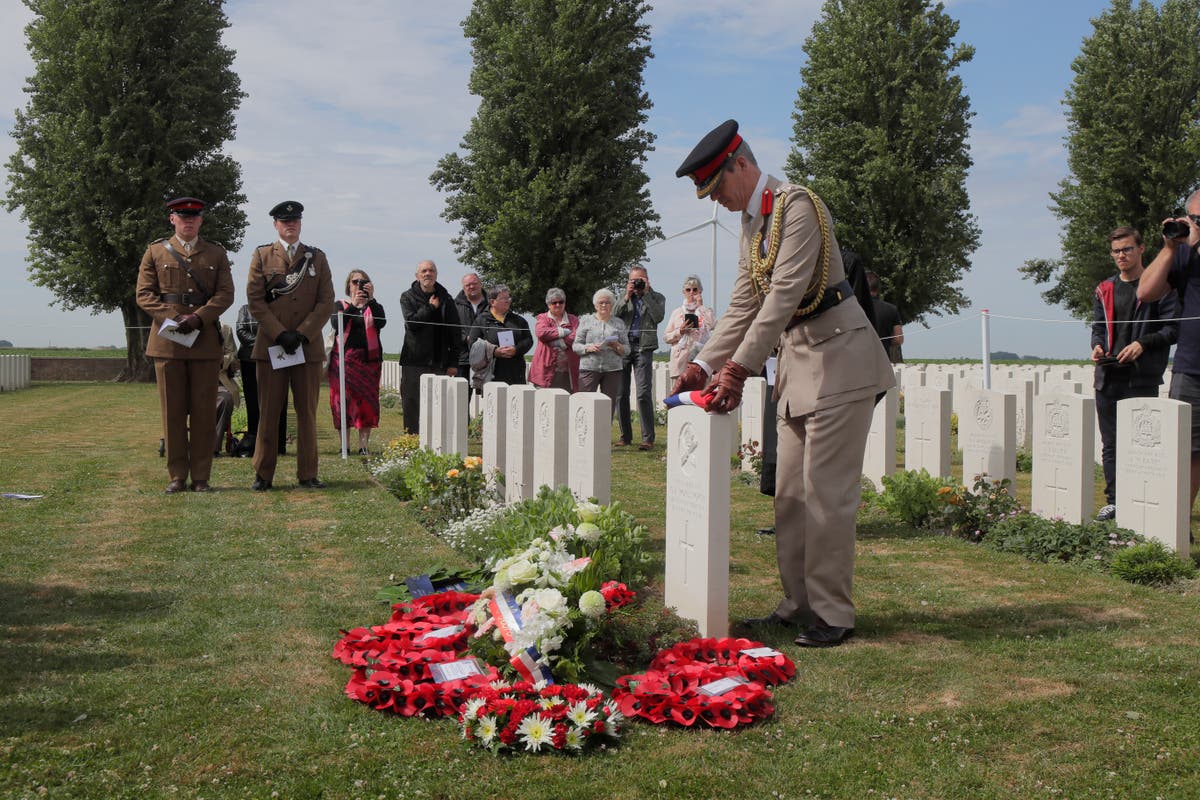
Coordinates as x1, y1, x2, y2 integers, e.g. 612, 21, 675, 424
1, 382, 1198, 800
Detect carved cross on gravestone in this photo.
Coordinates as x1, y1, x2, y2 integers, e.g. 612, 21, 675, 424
1047, 466, 1072, 515
1128, 479, 1160, 530
913, 421, 934, 463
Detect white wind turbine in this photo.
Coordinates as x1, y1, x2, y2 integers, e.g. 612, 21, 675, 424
649, 203, 737, 312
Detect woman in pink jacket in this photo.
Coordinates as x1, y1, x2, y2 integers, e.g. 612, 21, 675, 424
529, 287, 580, 391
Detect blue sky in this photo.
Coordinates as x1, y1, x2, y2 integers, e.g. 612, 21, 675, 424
0, 0, 1131, 357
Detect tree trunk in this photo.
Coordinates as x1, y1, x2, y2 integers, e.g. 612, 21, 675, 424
119, 298, 155, 382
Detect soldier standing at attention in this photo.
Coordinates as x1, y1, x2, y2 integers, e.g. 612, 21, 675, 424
672, 120, 894, 647
245, 201, 335, 491
136, 196, 235, 494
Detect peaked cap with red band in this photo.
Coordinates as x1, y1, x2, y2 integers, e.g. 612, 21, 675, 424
166, 197, 206, 216
676, 119, 742, 198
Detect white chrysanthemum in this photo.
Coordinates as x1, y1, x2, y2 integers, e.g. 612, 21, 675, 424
567, 700, 596, 727
578, 590, 605, 618
578, 683, 603, 696
462, 697, 487, 721
517, 714, 553, 752
477, 715, 498, 744
538, 697, 558, 711
604, 701, 624, 728
574, 522, 602, 544
564, 726, 586, 751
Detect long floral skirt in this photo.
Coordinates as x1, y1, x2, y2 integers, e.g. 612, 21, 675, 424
329, 347, 382, 430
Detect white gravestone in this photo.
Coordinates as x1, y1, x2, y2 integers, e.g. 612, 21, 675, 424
419, 372, 438, 449
994, 378, 1033, 451
958, 388, 1016, 487
1116, 398, 1191, 558
481, 382, 508, 488
741, 378, 767, 472
505, 385, 537, 503
1030, 393, 1094, 524
653, 363, 670, 407
568, 392, 612, 504
863, 386, 898, 491
532, 388, 570, 491
903, 387, 952, 478
430, 376, 448, 454
444, 377, 469, 458
665, 406, 734, 637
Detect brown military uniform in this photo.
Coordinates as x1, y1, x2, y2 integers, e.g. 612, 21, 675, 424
135, 235, 235, 484
245, 241, 335, 483
698, 176, 894, 630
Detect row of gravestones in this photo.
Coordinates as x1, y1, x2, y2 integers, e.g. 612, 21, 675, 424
662, 393, 1192, 640
419, 375, 613, 505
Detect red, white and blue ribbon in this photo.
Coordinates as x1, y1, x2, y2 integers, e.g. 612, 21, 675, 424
488, 591, 553, 684
663, 390, 714, 411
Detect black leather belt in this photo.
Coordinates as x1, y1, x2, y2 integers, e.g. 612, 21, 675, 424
160, 292, 200, 305
784, 280, 853, 331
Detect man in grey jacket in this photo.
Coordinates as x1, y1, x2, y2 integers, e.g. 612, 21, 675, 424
613, 266, 666, 449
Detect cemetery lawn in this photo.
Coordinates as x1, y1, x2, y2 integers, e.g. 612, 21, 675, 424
2, 383, 1198, 800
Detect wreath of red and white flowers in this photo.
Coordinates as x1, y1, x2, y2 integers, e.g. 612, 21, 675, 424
648, 636, 795, 686
334, 591, 500, 718
612, 637, 795, 729
458, 681, 622, 754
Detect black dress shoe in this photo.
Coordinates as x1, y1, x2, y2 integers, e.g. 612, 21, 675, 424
165, 479, 187, 494
252, 475, 273, 492
795, 620, 854, 648
191, 480, 211, 493
299, 477, 326, 489
740, 612, 795, 630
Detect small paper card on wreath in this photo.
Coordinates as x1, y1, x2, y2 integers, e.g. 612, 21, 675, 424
267, 344, 305, 370
697, 676, 750, 697
765, 356, 778, 387
158, 318, 199, 348
429, 657, 486, 684
415, 624, 464, 645
740, 646, 783, 658
496, 330, 515, 349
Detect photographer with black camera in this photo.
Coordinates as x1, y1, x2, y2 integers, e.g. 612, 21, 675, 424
613, 266, 666, 450
1091, 226, 1177, 521
1138, 189, 1200, 510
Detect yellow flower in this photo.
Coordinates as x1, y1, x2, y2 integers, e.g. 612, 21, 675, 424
463, 456, 482, 470
447, 469, 460, 478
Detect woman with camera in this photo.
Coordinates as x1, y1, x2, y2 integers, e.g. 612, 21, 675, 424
328, 270, 387, 454
663, 274, 716, 382
530, 287, 580, 391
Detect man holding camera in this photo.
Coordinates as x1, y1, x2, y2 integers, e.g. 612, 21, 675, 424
1137, 190, 1200, 509
672, 120, 894, 647
246, 200, 335, 491
1091, 226, 1177, 521
614, 266, 666, 450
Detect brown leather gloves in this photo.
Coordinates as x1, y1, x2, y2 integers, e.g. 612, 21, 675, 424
174, 313, 202, 334
706, 360, 751, 414
670, 362, 709, 395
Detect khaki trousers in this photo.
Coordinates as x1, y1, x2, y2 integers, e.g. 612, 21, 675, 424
773, 394, 875, 629
254, 360, 322, 482
155, 358, 219, 483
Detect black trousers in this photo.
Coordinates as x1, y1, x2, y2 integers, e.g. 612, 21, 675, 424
239, 358, 287, 443
1095, 383, 1158, 505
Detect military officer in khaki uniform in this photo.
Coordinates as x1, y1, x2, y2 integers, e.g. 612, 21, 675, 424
245, 201, 335, 490
673, 121, 894, 647
136, 196, 236, 493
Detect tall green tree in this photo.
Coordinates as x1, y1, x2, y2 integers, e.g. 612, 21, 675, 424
430, 0, 660, 314
5, 0, 247, 380
1020, 0, 1200, 317
786, 0, 979, 324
